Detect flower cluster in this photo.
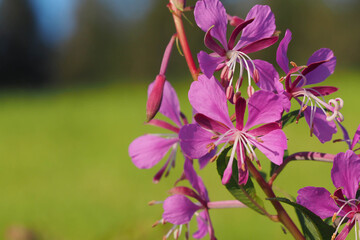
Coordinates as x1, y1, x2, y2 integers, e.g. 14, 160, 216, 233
128, 0, 359, 239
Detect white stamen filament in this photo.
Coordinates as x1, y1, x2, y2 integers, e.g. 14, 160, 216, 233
293, 88, 344, 127
240, 134, 258, 162
165, 225, 178, 239
225, 50, 257, 95
165, 144, 178, 176
335, 198, 360, 212
333, 210, 357, 238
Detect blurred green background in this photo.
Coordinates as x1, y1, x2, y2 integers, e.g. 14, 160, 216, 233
0, 0, 359, 239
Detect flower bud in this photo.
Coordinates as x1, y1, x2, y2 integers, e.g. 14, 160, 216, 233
146, 75, 166, 122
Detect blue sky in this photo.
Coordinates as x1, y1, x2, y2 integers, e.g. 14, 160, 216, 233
0, 0, 355, 46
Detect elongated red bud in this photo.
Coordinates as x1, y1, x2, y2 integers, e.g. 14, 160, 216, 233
146, 75, 166, 122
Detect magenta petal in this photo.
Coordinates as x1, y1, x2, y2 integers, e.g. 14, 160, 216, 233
148, 80, 182, 126
247, 122, 281, 136
199, 149, 216, 169
184, 158, 209, 201
236, 5, 276, 49
280, 91, 291, 112
244, 90, 283, 130
195, 113, 230, 134
189, 75, 233, 128
350, 124, 360, 150
276, 29, 292, 73
227, 18, 254, 50
193, 211, 209, 239
147, 119, 180, 133
337, 121, 351, 149
204, 28, 226, 56
305, 48, 336, 85
129, 135, 178, 169
198, 51, 225, 78
237, 146, 249, 185
251, 59, 282, 92
179, 124, 215, 159
235, 97, 246, 130
222, 156, 234, 185
331, 150, 360, 199
304, 107, 337, 143
240, 36, 278, 55
251, 129, 287, 165
163, 195, 201, 225
194, 0, 228, 47
297, 187, 339, 219
307, 86, 338, 97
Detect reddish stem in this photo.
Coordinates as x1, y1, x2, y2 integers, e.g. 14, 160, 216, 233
169, 1, 199, 81
246, 158, 305, 240
268, 152, 335, 186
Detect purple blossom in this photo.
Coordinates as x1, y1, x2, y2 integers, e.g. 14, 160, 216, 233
297, 150, 360, 240
194, 0, 278, 97
179, 75, 287, 185
129, 80, 184, 183
160, 158, 216, 240
276, 29, 342, 143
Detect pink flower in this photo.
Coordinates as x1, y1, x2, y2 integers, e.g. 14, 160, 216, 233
194, 0, 278, 96
129, 81, 184, 183
179, 75, 287, 185
297, 150, 360, 240
277, 29, 342, 143
155, 159, 216, 240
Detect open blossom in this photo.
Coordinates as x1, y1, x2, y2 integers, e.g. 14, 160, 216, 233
129, 81, 184, 183
194, 0, 278, 96
297, 150, 360, 240
179, 75, 287, 185
155, 158, 216, 240
276, 29, 342, 143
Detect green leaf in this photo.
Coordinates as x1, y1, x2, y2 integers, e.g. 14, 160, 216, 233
216, 146, 265, 215
268, 197, 335, 240
281, 109, 303, 128
270, 150, 289, 176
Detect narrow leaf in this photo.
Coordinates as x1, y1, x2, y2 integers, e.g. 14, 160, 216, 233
268, 197, 335, 240
217, 146, 265, 215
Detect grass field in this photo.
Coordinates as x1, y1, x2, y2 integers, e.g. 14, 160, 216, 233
0, 70, 358, 240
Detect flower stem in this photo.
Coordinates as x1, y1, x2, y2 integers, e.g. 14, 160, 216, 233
268, 152, 335, 186
246, 158, 305, 240
207, 200, 246, 209
169, 1, 199, 81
